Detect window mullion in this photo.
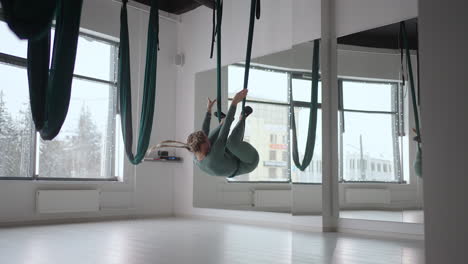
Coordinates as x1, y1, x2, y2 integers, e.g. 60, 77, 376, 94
391, 84, 403, 183
338, 79, 344, 182
32, 132, 38, 179
72, 73, 116, 86
287, 72, 292, 183
399, 82, 406, 136
108, 45, 118, 179
0, 52, 27, 67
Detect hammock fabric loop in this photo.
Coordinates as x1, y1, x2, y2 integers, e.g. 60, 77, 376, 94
215, 0, 223, 122
400, 21, 422, 177
118, 0, 159, 165
1, 0, 83, 140
0, 0, 57, 40
208, 0, 224, 122
241, 0, 260, 113
290, 40, 320, 171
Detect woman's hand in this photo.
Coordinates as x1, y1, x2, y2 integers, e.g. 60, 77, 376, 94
207, 98, 217, 112
231, 89, 248, 105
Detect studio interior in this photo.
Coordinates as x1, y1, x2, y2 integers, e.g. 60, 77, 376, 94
0, 0, 466, 263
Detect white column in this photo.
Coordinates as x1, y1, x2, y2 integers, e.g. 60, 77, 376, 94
321, 0, 339, 232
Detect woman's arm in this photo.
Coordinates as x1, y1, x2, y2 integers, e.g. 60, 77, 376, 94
215, 90, 248, 143
201, 98, 217, 135
201, 112, 211, 136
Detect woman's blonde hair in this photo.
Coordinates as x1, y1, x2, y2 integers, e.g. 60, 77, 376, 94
186, 131, 207, 153
149, 131, 207, 154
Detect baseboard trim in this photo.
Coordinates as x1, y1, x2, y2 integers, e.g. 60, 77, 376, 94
0, 214, 174, 228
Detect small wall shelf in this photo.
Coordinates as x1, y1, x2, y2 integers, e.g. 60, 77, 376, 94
144, 157, 183, 163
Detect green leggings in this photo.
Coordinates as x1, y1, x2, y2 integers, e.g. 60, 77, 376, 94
225, 119, 259, 177
199, 105, 259, 177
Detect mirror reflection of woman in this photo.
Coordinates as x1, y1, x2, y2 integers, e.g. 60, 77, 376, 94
155, 89, 259, 178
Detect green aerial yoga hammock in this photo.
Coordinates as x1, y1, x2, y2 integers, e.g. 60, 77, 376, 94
210, 0, 260, 119
290, 40, 320, 171
204, 0, 260, 176
241, 0, 260, 114
0, 0, 56, 40
210, 0, 223, 122
400, 21, 422, 177
1, 0, 83, 140
118, 0, 159, 165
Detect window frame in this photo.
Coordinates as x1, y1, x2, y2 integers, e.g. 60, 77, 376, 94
338, 78, 407, 184
0, 22, 120, 181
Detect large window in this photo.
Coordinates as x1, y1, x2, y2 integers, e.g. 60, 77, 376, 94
339, 80, 409, 183
226, 65, 409, 184
227, 66, 289, 182
0, 20, 121, 180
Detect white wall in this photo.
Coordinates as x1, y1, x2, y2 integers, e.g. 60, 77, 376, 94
174, 0, 417, 225
420, 0, 468, 262
335, 0, 417, 37
0, 0, 177, 223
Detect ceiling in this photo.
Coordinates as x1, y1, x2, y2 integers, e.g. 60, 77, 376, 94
133, 1, 417, 50
135, 0, 213, 15
338, 18, 418, 50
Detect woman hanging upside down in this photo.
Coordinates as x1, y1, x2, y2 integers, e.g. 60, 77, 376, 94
156, 89, 259, 178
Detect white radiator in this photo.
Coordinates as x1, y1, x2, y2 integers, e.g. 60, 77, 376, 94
36, 190, 100, 214
254, 190, 291, 208
345, 188, 391, 204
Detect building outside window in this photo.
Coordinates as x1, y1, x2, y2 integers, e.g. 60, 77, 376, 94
269, 150, 277, 161
268, 168, 277, 178
270, 134, 277, 144
0, 20, 122, 180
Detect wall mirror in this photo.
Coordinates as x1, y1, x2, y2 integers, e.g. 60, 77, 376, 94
336, 18, 423, 224
193, 39, 324, 215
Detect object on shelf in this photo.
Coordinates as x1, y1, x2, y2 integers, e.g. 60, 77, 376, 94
158, 150, 169, 157
144, 156, 183, 162
145, 146, 182, 162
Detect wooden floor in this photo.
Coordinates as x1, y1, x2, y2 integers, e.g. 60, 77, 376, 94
0, 218, 424, 264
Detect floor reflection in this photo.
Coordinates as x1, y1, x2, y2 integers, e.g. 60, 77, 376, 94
340, 210, 424, 223
0, 218, 424, 264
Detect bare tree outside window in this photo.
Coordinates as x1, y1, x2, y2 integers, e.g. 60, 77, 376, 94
0, 20, 120, 180
0, 66, 33, 178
